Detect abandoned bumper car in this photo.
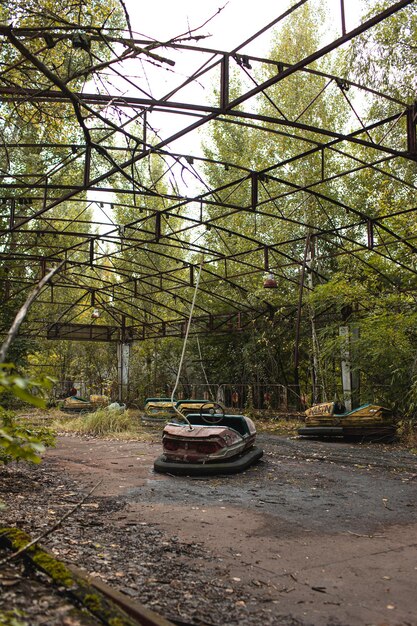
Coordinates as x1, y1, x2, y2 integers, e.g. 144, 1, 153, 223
143, 397, 219, 423
298, 401, 396, 440
60, 394, 109, 413
143, 397, 178, 422
154, 402, 263, 475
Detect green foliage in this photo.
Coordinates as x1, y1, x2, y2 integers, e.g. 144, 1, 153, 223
0, 415, 55, 465
308, 268, 417, 416
0, 364, 52, 408
0, 610, 27, 626
26, 341, 118, 401
0, 364, 55, 464
347, 0, 417, 102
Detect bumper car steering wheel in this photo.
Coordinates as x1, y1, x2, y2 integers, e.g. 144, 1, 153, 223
199, 402, 225, 424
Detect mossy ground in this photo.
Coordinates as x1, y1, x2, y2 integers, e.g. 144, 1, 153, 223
0, 609, 27, 626
0, 528, 139, 626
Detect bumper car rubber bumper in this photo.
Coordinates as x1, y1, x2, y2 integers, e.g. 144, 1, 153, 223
298, 426, 396, 440
153, 446, 263, 476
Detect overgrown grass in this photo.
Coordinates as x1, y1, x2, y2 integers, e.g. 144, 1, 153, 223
65, 408, 132, 435
51, 408, 158, 441
255, 416, 304, 436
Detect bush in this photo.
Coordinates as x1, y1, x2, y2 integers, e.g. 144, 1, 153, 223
60, 407, 134, 436
0, 364, 55, 464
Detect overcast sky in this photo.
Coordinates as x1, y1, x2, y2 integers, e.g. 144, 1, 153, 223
115, 1, 360, 161
91, 0, 366, 213
124, 0, 365, 54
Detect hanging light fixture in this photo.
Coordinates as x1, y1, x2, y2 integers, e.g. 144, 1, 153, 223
263, 272, 277, 289
91, 308, 100, 319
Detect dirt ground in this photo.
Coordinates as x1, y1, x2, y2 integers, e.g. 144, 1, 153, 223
35, 432, 417, 626
1, 431, 417, 626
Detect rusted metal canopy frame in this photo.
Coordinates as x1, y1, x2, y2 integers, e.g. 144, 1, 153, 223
0, 0, 415, 341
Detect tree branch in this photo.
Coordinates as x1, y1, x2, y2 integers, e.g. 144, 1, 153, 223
0, 261, 65, 363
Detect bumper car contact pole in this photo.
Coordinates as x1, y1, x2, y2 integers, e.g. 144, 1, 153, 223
196, 335, 215, 401
170, 260, 204, 430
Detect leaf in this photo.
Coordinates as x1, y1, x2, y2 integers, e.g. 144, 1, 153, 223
11, 385, 46, 408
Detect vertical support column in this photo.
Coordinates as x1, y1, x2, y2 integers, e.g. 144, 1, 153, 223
339, 326, 351, 410
84, 145, 91, 187
340, 0, 346, 35
293, 234, 310, 408
9, 198, 15, 229
251, 172, 258, 211
307, 236, 320, 404
406, 102, 417, 154
142, 110, 147, 150
367, 220, 374, 249
220, 54, 229, 111
155, 211, 161, 241
339, 325, 360, 411
351, 326, 360, 408
89, 238, 94, 266
264, 246, 269, 271
117, 341, 130, 404
43, 176, 48, 211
